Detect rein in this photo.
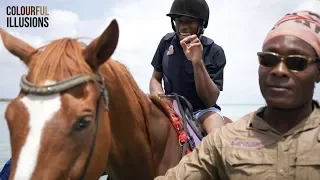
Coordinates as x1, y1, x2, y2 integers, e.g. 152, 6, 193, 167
19, 73, 109, 179
159, 93, 200, 157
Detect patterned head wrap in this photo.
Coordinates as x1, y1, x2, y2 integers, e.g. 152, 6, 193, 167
263, 10, 320, 56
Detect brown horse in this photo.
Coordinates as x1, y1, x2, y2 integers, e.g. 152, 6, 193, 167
1, 19, 232, 180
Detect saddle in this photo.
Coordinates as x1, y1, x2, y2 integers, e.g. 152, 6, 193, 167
149, 93, 204, 156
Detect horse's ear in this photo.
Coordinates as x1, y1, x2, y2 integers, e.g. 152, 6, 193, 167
0, 28, 35, 65
84, 19, 119, 69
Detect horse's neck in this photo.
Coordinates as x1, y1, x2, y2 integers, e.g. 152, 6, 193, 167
100, 63, 157, 179
101, 63, 149, 131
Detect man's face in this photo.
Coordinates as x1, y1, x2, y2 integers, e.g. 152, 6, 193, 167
259, 35, 320, 109
174, 16, 200, 41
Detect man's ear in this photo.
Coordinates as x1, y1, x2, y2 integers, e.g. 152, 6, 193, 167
0, 28, 36, 64
83, 19, 119, 70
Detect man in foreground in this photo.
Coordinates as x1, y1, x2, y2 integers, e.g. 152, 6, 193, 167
154, 10, 320, 179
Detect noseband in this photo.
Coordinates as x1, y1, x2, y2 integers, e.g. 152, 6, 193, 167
19, 73, 109, 179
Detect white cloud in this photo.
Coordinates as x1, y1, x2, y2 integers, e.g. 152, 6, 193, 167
1, 0, 320, 104
46, 9, 79, 39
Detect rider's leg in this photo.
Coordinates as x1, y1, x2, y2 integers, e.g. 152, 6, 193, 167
194, 107, 225, 134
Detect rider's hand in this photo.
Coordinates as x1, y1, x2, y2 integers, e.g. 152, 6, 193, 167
151, 91, 164, 98
180, 34, 203, 65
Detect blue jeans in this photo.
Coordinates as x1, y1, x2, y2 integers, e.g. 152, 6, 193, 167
193, 106, 224, 121
0, 159, 11, 180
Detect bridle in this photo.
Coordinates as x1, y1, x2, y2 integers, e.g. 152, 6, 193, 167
19, 73, 109, 179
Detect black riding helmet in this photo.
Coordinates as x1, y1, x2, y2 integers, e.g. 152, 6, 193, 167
166, 0, 210, 36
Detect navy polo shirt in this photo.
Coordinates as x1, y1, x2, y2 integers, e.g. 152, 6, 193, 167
151, 32, 226, 112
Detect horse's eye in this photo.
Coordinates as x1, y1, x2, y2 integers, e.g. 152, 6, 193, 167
74, 116, 92, 131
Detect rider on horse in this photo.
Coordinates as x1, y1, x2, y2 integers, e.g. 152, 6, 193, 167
149, 0, 227, 134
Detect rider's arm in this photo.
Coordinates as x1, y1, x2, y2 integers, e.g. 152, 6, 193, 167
150, 36, 166, 96
193, 47, 226, 107
154, 132, 220, 180
150, 70, 164, 96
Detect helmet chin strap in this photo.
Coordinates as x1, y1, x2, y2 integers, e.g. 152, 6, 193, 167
197, 21, 206, 38
171, 18, 205, 38
171, 18, 177, 32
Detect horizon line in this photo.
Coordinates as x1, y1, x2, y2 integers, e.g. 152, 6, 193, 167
0, 98, 264, 105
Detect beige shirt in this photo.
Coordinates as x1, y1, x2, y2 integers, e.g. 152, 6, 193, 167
154, 106, 320, 180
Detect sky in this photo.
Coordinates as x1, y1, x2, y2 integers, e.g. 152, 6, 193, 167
0, 0, 320, 104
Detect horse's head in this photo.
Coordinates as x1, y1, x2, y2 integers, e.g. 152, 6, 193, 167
1, 19, 119, 179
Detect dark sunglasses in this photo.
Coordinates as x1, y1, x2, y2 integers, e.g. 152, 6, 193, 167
257, 52, 320, 72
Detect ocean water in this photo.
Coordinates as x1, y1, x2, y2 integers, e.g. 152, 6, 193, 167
0, 102, 262, 174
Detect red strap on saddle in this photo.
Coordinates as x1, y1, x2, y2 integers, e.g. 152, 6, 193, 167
162, 100, 191, 155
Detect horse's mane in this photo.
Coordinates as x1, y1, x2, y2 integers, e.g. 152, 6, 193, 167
26, 35, 155, 165
102, 60, 150, 123
27, 36, 150, 121
26, 36, 152, 140
27, 38, 92, 84
103, 60, 155, 167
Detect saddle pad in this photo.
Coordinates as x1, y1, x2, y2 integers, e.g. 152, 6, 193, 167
172, 100, 201, 147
